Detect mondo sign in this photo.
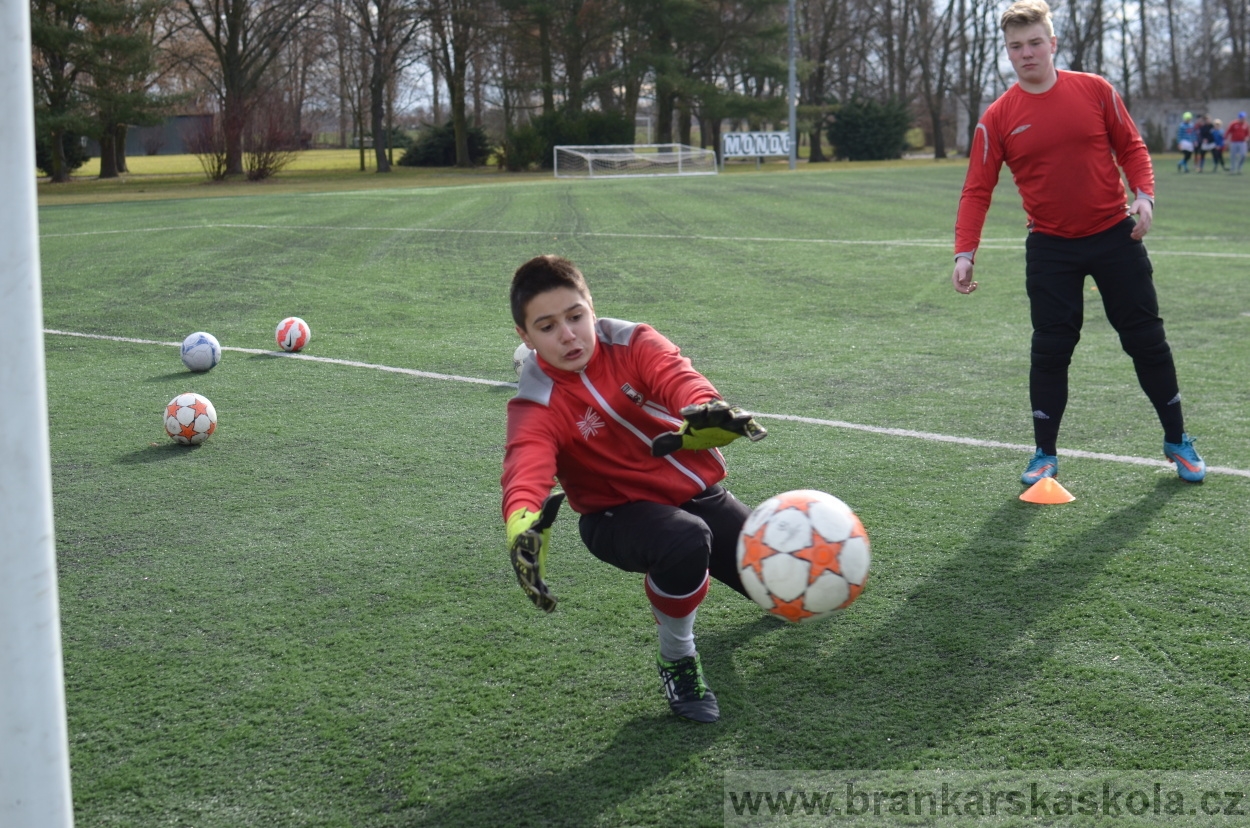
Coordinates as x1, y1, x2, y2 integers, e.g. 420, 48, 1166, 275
722, 131, 791, 158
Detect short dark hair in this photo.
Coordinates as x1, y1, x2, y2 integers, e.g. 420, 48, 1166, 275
510, 255, 591, 329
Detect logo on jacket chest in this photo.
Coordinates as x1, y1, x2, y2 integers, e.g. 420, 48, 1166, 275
621, 383, 645, 406
577, 407, 605, 439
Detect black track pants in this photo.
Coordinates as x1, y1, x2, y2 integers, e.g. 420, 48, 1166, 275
1025, 218, 1183, 452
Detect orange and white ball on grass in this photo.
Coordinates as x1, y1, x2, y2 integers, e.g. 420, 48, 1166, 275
275, 316, 311, 352
164, 393, 217, 445
737, 489, 870, 622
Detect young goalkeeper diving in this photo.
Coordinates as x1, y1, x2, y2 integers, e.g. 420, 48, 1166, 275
501, 255, 767, 723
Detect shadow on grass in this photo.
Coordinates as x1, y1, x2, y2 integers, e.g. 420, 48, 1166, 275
117, 442, 202, 464
144, 370, 196, 382
390, 615, 778, 828
392, 481, 1182, 827
714, 479, 1183, 771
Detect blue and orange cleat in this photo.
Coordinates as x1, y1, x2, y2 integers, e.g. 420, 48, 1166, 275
1164, 434, 1206, 483
1022, 448, 1059, 486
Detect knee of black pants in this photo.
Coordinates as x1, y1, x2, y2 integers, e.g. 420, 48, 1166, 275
1118, 321, 1171, 365
1031, 332, 1078, 373
648, 519, 712, 596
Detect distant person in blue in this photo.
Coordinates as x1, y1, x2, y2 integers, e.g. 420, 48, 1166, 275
1176, 112, 1196, 172
1210, 119, 1227, 172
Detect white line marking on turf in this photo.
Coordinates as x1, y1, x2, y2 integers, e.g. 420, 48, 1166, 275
760, 413, 1250, 478
43, 329, 513, 388
35, 223, 1250, 258
45, 329, 1250, 479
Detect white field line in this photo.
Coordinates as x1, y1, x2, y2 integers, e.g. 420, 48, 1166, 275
45, 328, 1250, 480
44, 329, 512, 388
35, 222, 1250, 258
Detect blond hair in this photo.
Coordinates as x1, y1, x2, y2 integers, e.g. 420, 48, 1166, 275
1001, 0, 1054, 36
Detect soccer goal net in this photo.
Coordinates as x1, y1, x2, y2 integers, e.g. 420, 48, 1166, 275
553, 144, 718, 178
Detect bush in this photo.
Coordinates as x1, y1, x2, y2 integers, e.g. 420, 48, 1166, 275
398, 122, 491, 167
243, 111, 300, 181
1141, 119, 1167, 154
499, 123, 548, 171
826, 98, 913, 161
183, 116, 228, 181
502, 108, 634, 171
369, 126, 412, 154
35, 131, 89, 177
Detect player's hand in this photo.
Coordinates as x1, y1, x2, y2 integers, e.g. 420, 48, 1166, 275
1129, 197, 1153, 240
507, 491, 565, 613
650, 399, 767, 457
952, 258, 978, 294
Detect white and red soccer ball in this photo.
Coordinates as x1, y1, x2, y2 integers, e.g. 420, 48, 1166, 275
275, 316, 311, 352
737, 489, 871, 623
164, 393, 217, 445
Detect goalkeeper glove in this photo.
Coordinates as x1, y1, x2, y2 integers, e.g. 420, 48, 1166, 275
507, 491, 566, 613
651, 399, 768, 457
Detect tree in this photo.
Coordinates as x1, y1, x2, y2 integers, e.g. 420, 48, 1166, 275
797, 0, 858, 162
84, 0, 171, 178
347, 0, 425, 172
31, 0, 96, 182
1059, 0, 1106, 74
911, 0, 956, 159
952, 0, 997, 156
499, 0, 556, 115
428, 0, 489, 166
180, 0, 315, 176
1220, 0, 1249, 94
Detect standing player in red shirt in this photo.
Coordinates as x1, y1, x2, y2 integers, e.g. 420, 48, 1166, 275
1225, 111, 1249, 174
502, 255, 767, 723
952, 0, 1205, 485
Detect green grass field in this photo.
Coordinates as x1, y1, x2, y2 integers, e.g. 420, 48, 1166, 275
38, 160, 1250, 827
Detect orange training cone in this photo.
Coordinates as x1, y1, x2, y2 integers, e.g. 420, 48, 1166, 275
1020, 476, 1075, 504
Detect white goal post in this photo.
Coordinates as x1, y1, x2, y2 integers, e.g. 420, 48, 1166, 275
2, 0, 75, 824
554, 143, 718, 178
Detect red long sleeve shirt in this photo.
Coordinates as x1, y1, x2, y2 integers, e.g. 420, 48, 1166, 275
502, 318, 728, 519
955, 70, 1155, 258
1226, 120, 1249, 143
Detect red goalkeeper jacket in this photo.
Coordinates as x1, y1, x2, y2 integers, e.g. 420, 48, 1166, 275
955, 70, 1154, 258
502, 318, 727, 519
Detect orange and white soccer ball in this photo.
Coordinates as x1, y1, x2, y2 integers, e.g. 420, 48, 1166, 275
164, 393, 217, 445
737, 489, 870, 622
275, 316, 311, 352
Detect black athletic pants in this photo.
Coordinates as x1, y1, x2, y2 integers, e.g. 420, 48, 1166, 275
578, 485, 750, 598
1025, 218, 1184, 454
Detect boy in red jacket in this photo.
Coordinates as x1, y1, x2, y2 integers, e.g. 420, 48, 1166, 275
502, 254, 766, 723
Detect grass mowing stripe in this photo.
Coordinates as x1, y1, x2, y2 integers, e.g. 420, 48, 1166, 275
46, 328, 1250, 479
40, 222, 1250, 258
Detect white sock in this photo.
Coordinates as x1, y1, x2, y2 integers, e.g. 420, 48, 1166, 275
652, 605, 697, 662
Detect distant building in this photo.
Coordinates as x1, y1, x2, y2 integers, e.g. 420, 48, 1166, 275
85, 114, 213, 157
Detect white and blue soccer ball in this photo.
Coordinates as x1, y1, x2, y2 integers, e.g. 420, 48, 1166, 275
513, 342, 535, 376
181, 331, 222, 372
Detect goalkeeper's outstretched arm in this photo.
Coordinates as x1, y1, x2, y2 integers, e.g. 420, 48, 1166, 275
651, 399, 767, 458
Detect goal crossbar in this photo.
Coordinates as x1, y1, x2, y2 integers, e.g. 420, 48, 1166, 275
554, 143, 718, 179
